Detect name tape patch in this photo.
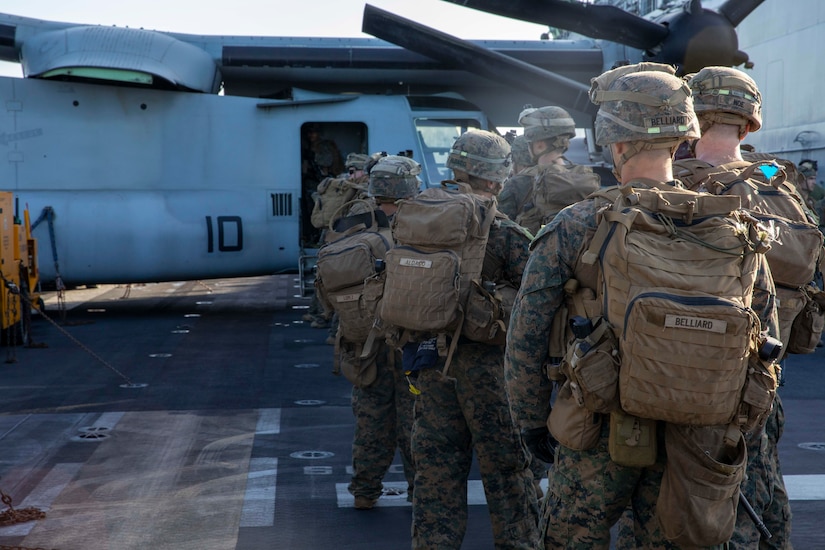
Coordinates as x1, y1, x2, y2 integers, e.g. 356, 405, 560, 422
645, 115, 688, 128
664, 314, 727, 334
335, 293, 359, 303
399, 258, 432, 269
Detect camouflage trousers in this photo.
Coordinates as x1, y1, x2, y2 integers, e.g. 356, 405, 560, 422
410, 344, 540, 550
530, 457, 548, 499
543, 421, 725, 550
348, 347, 416, 501
729, 394, 792, 549
613, 506, 727, 550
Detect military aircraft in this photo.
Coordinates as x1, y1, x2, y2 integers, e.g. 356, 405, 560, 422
0, 0, 765, 289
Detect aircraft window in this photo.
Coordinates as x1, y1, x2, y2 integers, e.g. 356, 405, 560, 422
414, 118, 481, 186
41, 67, 155, 86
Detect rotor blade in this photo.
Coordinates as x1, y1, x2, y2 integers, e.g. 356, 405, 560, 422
441, 0, 667, 50
362, 4, 596, 116
718, 0, 766, 27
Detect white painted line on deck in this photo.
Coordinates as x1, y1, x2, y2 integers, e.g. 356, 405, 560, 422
335, 475, 825, 508
336, 480, 538, 508
92, 411, 125, 429
337, 481, 412, 508
0, 463, 82, 536
255, 408, 281, 435
240, 457, 278, 527
785, 474, 825, 501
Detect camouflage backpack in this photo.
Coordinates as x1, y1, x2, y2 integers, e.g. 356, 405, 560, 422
315, 206, 392, 387
310, 175, 368, 229
516, 163, 600, 234
582, 182, 770, 426
376, 182, 498, 367
674, 157, 825, 354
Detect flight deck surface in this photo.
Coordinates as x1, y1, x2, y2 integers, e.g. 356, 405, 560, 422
0, 275, 822, 549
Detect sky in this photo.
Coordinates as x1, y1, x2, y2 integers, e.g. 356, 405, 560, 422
0, 0, 549, 76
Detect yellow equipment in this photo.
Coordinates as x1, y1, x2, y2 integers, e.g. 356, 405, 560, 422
0, 192, 39, 345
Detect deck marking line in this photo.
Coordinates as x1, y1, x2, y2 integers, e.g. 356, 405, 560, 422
0, 462, 82, 537
255, 408, 281, 435
337, 476, 825, 508
785, 474, 825, 501
240, 457, 278, 527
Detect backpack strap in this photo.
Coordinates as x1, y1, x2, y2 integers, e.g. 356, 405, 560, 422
737, 160, 783, 184
327, 198, 375, 233
440, 317, 464, 375
673, 158, 716, 190
582, 188, 628, 266
704, 160, 789, 196
360, 320, 382, 360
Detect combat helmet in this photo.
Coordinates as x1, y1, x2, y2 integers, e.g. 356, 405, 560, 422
446, 129, 511, 185
689, 66, 762, 136
799, 159, 818, 179
345, 153, 370, 171
591, 65, 700, 176
518, 106, 576, 157
368, 155, 421, 200
509, 135, 535, 169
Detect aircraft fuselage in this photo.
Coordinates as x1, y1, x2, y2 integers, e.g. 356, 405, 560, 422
0, 76, 486, 285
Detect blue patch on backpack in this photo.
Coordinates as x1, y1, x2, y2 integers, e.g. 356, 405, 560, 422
758, 163, 779, 180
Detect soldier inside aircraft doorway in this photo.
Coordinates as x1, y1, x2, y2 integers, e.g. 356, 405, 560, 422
301, 123, 344, 245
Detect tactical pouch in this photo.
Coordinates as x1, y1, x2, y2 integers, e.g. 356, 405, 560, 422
618, 290, 757, 426
562, 317, 620, 414
462, 281, 515, 346
381, 246, 461, 332
657, 424, 746, 547
775, 286, 806, 356
334, 276, 384, 344
737, 354, 778, 435
788, 287, 825, 355
607, 410, 656, 467
336, 339, 379, 389
547, 380, 602, 451
358, 274, 386, 339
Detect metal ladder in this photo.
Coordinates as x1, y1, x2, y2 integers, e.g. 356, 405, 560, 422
298, 248, 318, 297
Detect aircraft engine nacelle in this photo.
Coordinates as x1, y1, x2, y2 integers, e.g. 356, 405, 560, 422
21, 25, 221, 93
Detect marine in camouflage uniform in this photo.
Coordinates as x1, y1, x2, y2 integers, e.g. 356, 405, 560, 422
322, 153, 381, 343
344, 155, 421, 510
679, 66, 794, 550
308, 152, 373, 331
498, 134, 537, 222
511, 106, 599, 235
410, 130, 540, 549
496, 132, 547, 496
349, 343, 416, 509
505, 65, 779, 550
797, 160, 825, 227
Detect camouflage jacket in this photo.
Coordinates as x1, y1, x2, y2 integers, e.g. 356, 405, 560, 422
482, 215, 533, 292
498, 171, 535, 221
504, 182, 779, 431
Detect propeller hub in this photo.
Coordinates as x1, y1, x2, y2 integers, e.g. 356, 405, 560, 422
645, 8, 742, 74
